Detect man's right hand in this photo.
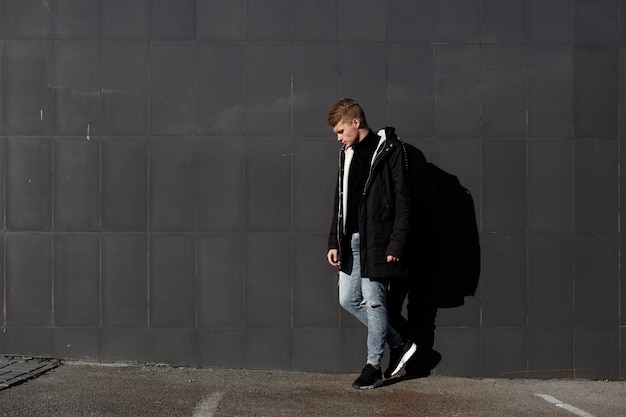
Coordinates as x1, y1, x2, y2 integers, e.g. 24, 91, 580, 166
327, 249, 341, 267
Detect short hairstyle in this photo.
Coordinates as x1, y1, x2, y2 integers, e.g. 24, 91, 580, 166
327, 98, 368, 127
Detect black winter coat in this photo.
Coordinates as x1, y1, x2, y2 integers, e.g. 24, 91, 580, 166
328, 128, 412, 280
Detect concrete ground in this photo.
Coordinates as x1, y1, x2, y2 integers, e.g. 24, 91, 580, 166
0, 362, 625, 417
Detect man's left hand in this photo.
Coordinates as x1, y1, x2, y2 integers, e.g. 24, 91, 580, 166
386, 255, 399, 262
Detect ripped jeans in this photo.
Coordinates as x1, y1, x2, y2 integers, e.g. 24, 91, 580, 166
339, 233, 403, 366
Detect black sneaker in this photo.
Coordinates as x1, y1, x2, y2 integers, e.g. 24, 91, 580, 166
384, 341, 418, 378
351, 364, 383, 389
405, 349, 442, 378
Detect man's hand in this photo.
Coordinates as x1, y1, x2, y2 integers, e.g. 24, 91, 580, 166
386, 255, 400, 262
327, 249, 341, 267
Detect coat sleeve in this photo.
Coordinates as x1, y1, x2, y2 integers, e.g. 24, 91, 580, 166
385, 145, 412, 258
327, 176, 340, 251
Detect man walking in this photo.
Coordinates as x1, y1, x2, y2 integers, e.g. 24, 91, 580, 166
326, 98, 417, 389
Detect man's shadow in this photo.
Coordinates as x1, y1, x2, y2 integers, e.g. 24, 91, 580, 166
381, 372, 430, 387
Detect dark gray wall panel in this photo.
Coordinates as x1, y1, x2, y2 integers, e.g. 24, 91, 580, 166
388, 0, 433, 42
293, 328, 341, 372
340, 0, 386, 42
246, 0, 292, 41
293, 43, 340, 137
149, 235, 196, 328
528, 0, 572, 43
102, 234, 148, 327
621, 0, 626, 43
197, 137, 245, 232
53, 41, 100, 136
482, 327, 527, 378
574, 0, 618, 44
528, 233, 573, 326
150, 137, 197, 232
575, 326, 619, 380
0, 140, 4, 228
4, 328, 52, 357
622, 234, 626, 327
574, 233, 619, 326
197, 234, 245, 327
622, 49, 626, 233
435, 327, 481, 377
0, 235, 3, 329
53, 328, 100, 361
339, 328, 367, 372
480, 0, 528, 43
434, 45, 481, 138
623, 330, 626, 379
528, 327, 573, 379
245, 235, 292, 328
197, 42, 244, 136
481, 46, 526, 138
101, 328, 149, 363
245, 43, 292, 136
101, 41, 149, 135
481, 233, 527, 327
293, 234, 339, 328
574, 139, 619, 232
101, 0, 149, 40
292, 137, 337, 232
481, 0, 527, 44
5, 41, 52, 135
102, 137, 148, 231
244, 328, 291, 370
6, 136, 52, 231
0, 1, 5, 39
53, 0, 100, 39
197, 0, 245, 41
53, 136, 100, 231
150, 328, 196, 366
483, 139, 527, 232
150, 0, 196, 40
573, 46, 618, 138
434, 0, 480, 42
198, 329, 243, 368
0, 42, 4, 134
6, 233, 52, 327
293, 0, 339, 41
4, 0, 52, 39
149, 42, 197, 135
528, 139, 573, 232
387, 44, 434, 138
245, 138, 291, 231
53, 233, 100, 327
528, 46, 572, 138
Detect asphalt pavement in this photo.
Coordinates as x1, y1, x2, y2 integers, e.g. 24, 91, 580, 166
0, 361, 625, 417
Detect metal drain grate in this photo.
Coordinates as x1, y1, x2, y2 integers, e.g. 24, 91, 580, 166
0, 357, 60, 390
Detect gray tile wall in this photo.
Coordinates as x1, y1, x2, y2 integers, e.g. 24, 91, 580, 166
0, 0, 622, 379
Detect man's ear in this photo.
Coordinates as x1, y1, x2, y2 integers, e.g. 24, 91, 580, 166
352, 118, 360, 128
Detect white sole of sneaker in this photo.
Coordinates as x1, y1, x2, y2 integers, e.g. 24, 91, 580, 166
356, 379, 383, 390
390, 343, 418, 377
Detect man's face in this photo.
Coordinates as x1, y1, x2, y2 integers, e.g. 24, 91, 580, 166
332, 117, 361, 148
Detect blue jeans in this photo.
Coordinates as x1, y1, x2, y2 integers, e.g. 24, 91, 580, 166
338, 233, 403, 366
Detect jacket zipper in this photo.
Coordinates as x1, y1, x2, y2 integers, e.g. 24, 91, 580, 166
362, 139, 389, 198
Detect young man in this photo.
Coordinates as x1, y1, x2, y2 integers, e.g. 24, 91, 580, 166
326, 98, 417, 389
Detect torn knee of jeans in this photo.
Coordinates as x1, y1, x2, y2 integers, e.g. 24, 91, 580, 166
361, 299, 382, 308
